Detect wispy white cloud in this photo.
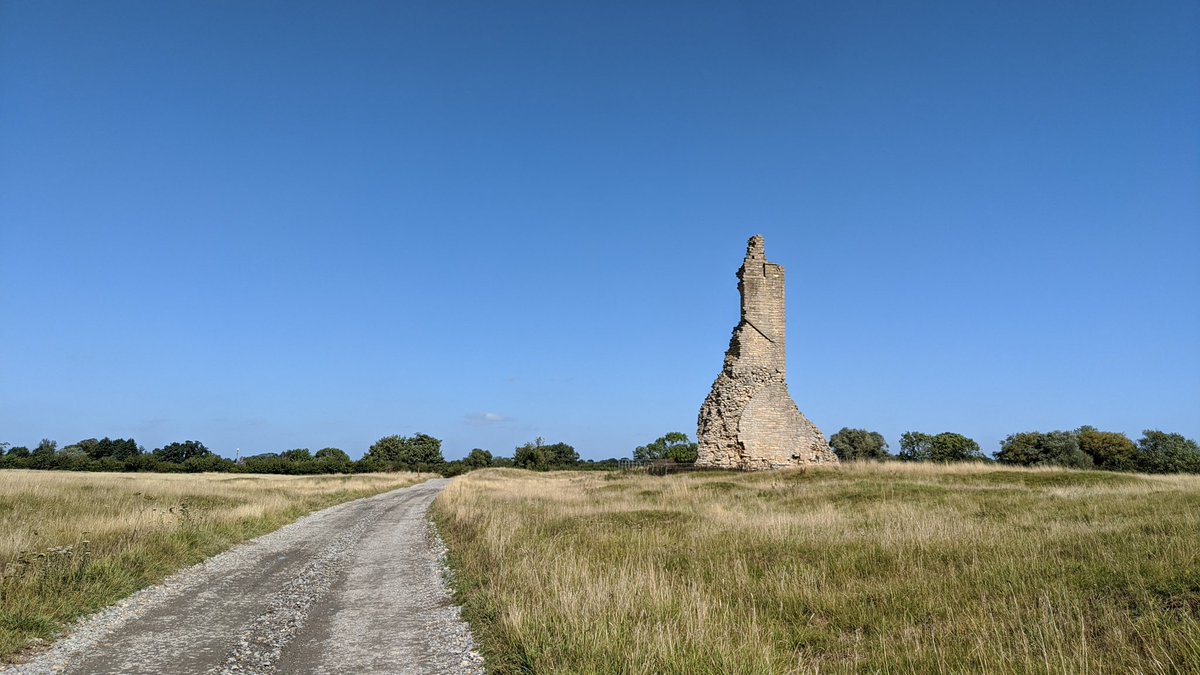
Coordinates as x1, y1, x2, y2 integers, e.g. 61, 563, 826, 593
464, 411, 512, 425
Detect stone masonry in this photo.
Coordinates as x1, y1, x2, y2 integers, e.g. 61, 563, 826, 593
696, 235, 837, 470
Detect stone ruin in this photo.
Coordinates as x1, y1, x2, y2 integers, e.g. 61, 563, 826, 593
696, 235, 838, 470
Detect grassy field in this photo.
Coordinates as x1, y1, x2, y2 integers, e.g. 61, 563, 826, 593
433, 464, 1200, 673
0, 469, 433, 661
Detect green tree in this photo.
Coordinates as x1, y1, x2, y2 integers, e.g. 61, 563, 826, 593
513, 437, 578, 470
633, 432, 698, 463
928, 433, 985, 462
33, 439, 57, 456
440, 460, 473, 477
1135, 430, 1200, 474
1077, 427, 1137, 471
365, 436, 405, 463
514, 438, 549, 470
241, 452, 287, 473
59, 443, 88, 459
463, 448, 493, 469
313, 447, 352, 473
314, 447, 351, 463
828, 428, 890, 461
544, 441, 579, 465
364, 433, 445, 470
70, 437, 140, 461
899, 431, 984, 462
6, 445, 30, 458
353, 456, 387, 473
153, 440, 212, 464
65, 438, 100, 458
994, 432, 1042, 466
281, 448, 313, 461
124, 454, 158, 472
996, 431, 1092, 469
898, 432, 929, 461
103, 437, 139, 460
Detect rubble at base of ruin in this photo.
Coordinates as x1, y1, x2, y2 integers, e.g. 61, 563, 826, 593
696, 235, 837, 470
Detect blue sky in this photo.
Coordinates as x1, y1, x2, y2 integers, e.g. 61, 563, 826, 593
2, 1, 1197, 460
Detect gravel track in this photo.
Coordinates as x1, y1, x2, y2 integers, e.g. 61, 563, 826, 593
3, 478, 484, 675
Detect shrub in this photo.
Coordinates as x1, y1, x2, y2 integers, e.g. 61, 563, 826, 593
153, 441, 212, 464
898, 432, 985, 462
829, 428, 890, 461
514, 438, 579, 470
633, 433, 698, 463
1077, 427, 1137, 471
462, 448, 493, 469
364, 433, 445, 471
441, 460, 472, 477
184, 455, 236, 473
1135, 430, 1200, 473
997, 431, 1093, 469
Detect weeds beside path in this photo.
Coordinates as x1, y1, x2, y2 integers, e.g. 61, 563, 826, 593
433, 464, 1200, 673
0, 470, 435, 661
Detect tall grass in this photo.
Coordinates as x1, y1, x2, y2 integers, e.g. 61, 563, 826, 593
0, 469, 433, 661
433, 464, 1200, 673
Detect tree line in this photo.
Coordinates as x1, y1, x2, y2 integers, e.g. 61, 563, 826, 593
828, 426, 1200, 473
0, 433, 668, 476
0, 436, 416, 475
10, 426, 1189, 476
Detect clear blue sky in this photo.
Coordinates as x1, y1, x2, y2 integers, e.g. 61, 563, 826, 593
2, 1, 1197, 461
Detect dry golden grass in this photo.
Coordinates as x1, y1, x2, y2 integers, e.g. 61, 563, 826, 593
0, 469, 433, 660
433, 463, 1200, 674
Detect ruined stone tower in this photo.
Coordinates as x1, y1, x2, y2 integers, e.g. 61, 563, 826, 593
696, 235, 837, 470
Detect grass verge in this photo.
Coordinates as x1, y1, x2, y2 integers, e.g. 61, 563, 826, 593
432, 463, 1200, 673
0, 469, 434, 661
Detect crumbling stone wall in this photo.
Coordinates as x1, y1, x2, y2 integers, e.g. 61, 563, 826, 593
696, 235, 837, 470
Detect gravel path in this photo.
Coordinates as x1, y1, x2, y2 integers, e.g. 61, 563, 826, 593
3, 478, 485, 675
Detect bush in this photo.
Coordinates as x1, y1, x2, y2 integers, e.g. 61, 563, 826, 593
240, 453, 291, 474
441, 460, 472, 477
898, 432, 985, 462
462, 448, 493, 469
312, 448, 352, 474
364, 433, 445, 471
153, 441, 212, 464
633, 433, 698, 463
353, 457, 389, 473
97, 457, 126, 472
997, 431, 1093, 469
1135, 430, 1200, 473
314, 447, 351, 463
514, 438, 579, 471
124, 454, 160, 472
280, 448, 313, 462
71, 437, 139, 461
1077, 427, 1137, 471
184, 455, 236, 473
829, 428, 890, 461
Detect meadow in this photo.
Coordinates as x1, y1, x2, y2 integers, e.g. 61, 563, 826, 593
433, 464, 1200, 673
0, 469, 433, 661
